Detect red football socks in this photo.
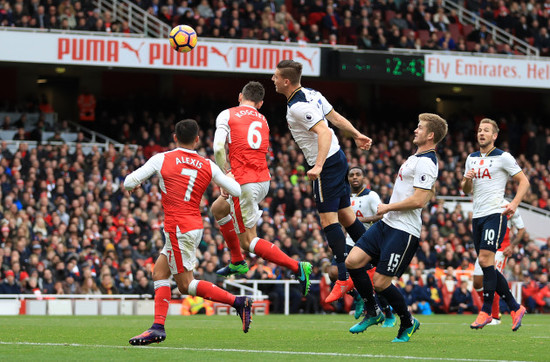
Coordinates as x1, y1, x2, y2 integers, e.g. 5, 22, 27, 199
196, 280, 236, 306
252, 238, 299, 273
153, 285, 171, 325
492, 294, 500, 319
219, 219, 245, 264
477, 289, 483, 301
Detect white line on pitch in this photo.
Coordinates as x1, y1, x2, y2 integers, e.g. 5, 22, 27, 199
0, 341, 533, 362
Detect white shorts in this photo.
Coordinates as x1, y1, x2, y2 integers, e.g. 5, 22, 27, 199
473, 250, 507, 276
226, 181, 269, 233
161, 228, 203, 274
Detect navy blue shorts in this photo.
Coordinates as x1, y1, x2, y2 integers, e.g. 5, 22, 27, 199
313, 149, 351, 213
354, 221, 419, 277
472, 213, 507, 253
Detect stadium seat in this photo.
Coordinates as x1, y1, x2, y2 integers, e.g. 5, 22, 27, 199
462, 24, 474, 37
441, 286, 452, 313
385, 10, 396, 24
417, 30, 430, 46
251, 300, 270, 315
308, 12, 325, 25
449, 23, 460, 41
471, 289, 483, 311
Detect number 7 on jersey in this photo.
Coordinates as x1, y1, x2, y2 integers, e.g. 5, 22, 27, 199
180, 168, 198, 201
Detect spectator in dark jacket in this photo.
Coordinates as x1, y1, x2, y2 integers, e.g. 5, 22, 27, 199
0, 270, 21, 294
424, 274, 445, 313
449, 280, 478, 314
417, 241, 438, 269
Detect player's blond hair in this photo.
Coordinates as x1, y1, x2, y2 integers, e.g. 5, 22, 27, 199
276, 60, 302, 85
479, 118, 499, 134
419, 113, 448, 145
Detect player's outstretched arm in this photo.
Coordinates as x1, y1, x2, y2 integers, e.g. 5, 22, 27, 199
504, 225, 525, 257
211, 161, 241, 197
502, 171, 530, 216
124, 154, 163, 192
325, 110, 371, 150
377, 188, 432, 216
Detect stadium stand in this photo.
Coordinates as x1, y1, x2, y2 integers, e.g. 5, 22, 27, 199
0, 0, 549, 314
0, 91, 549, 314
1, 0, 548, 55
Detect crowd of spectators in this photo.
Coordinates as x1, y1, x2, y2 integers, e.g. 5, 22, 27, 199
0, 95, 549, 314
1, 0, 549, 55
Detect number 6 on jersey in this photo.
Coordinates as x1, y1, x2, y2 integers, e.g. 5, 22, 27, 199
247, 121, 263, 149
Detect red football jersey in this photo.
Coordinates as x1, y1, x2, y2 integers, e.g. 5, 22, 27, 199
160, 149, 212, 234
498, 227, 511, 251
227, 105, 271, 185
497, 212, 523, 252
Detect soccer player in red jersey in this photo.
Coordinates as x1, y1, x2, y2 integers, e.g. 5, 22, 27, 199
126, 119, 252, 345
211, 81, 313, 295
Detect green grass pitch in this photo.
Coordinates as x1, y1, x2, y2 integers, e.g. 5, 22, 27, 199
0, 314, 548, 361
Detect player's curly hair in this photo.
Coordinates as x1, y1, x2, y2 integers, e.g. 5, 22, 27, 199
242, 81, 265, 104
276, 60, 302, 85
175, 119, 199, 145
348, 166, 366, 176
419, 113, 448, 145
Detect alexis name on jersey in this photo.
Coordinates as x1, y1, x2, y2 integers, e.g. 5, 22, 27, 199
175, 156, 203, 169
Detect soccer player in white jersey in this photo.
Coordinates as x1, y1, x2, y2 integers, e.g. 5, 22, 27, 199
339, 167, 395, 326
272, 60, 372, 303
472, 210, 525, 325
346, 113, 447, 342
461, 118, 530, 331
125, 120, 252, 345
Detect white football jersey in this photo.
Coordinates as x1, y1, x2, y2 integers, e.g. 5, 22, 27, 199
464, 147, 522, 218
345, 187, 381, 246
508, 210, 525, 229
286, 87, 340, 166
383, 149, 438, 238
